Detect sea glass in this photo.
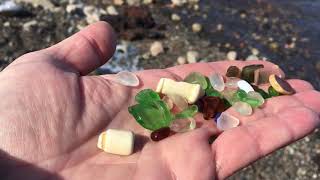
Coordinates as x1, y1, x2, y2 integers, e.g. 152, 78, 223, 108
237, 80, 254, 93
151, 127, 171, 141
217, 112, 240, 131
209, 73, 225, 92
268, 86, 280, 97
225, 77, 241, 90
205, 88, 222, 97
184, 72, 208, 90
128, 100, 173, 131
114, 71, 139, 87
162, 95, 174, 110
175, 105, 198, 119
135, 89, 160, 104
247, 91, 265, 107
170, 117, 196, 133
226, 66, 241, 77
241, 64, 264, 83
167, 94, 188, 110
232, 101, 253, 116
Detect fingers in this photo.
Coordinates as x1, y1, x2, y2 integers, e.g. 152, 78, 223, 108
47, 21, 116, 75
213, 107, 319, 179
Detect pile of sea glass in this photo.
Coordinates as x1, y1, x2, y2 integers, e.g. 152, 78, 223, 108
129, 64, 295, 141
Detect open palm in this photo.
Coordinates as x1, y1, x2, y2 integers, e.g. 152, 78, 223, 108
0, 22, 319, 180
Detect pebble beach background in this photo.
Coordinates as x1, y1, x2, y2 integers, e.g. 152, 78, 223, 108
0, 0, 319, 179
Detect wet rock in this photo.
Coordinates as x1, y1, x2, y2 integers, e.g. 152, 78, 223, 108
0, 1, 32, 17
23, 20, 37, 31
114, 0, 124, 5
187, 51, 199, 63
227, 51, 237, 60
177, 56, 186, 65
171, 13, 181, 21
150, 41, 164, 56
127, 0, 141, 6
192, 23, 202, 33
107, 5, 118, 15
171, 0, 187, 6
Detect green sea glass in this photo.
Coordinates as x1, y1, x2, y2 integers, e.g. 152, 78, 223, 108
175, 105, 198, 119
268, 86, 280, 97
206, 88, 222, 97
128, 100, 173, 131
184, 72, 208, 90
235, 89, 247, 101
255, 88, 271, 99
135, 89, 160, 103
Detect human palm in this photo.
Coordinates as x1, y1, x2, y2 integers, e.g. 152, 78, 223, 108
0, 22, 319, 180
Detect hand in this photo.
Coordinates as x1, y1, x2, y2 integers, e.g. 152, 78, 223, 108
0, 22, 319, 180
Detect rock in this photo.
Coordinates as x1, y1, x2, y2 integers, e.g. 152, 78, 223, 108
217, 24, 223, 31
171, 13, 181, 21
217, 112, 240, 131
84, 6, 100, 24
16, 0, 54, 10
150, 41, 164, 56
127, 0, 141, 6
251, 48, 259, 55
192, 23, 202, 33
177, 56, 186, 65
66, 4, 80, 14
23, 20, 37, 31
0, 1, 32, 17
143, 0, 153, 4
246, 54, 259, 61
114, 0, 124, 5
107, 5, 118, 15
171, 0, 187, 6
227, 51, 237, 61
187, 51, 199, 63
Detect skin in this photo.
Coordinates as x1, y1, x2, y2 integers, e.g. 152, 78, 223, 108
0, 22, 319, 180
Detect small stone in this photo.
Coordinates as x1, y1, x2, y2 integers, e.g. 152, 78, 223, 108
232, 101, 253, 116
151, 127, 171, 141
162, 96, 174, 110
246, 54, 259, 61
171, 13, 181, 21
192, 23, 202, 33
227, 51, 237, 61
114, 71, 140, 87
241, 64, 264, 83
135, 89, 160, 104
175, 105, 198, 119
187, 51, 199, 63
23, 20, 37, 31
143, 0, 153, 4
150, 41, 164, 56
251, 48, 259, 55
268, 86, 280, 97
177, 56, 186, 65
269, 74, 295, 95
237, 80, 254, 93
209, 73, 225, 92
167, 94, 188, 110
247, 91, 265, 107
127, 0, 141, 6
170, 118, 196, 133
225, 77, 241, 90
226, 66, 241, 77
217, 24, 223, 31
235, 89, 247, 101
107, 5, 118, 15
114, 0, 124, 5
184, 72, 208, 90
217, 112, 240, 131
171, 0, 187, 6
97, 129, 134, 155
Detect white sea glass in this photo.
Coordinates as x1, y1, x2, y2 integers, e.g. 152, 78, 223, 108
217, 112, 240, 131
209, 73, 225, 92
114, 71, 139, 87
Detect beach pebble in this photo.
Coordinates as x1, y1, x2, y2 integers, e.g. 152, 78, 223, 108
227, 51, 237, 61
192, 23, 202, 33
187, 51, 199, 63
171, 0, 187, 6
217, 112, 240, 131
107, 5, 118, 15
246, 54, 259, 61
97, 129, 134, 156
177, 56, 186, 65
237, 80, 254, 93
150, 41, 164, 56
171, 13, 181, 21
127, 0, 141, 6
114, 71, 140, 87
114, 0, 124, 5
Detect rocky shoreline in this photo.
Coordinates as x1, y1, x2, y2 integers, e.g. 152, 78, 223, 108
0, 0, 319, 179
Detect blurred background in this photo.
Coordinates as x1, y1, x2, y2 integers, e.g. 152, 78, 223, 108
0, 0, 319, 179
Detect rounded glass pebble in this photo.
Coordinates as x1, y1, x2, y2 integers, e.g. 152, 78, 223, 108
167, 94, 188, 110
162, 96, 174, 110
184, 72, 208, 90
217, 112, 240, 131
151, 127, 171, 141
237, 80, 254, 93
225, 77, 241, 90
114, 71, 139, 87
221, 89, 238, 105
232, 101, 253, 116
209, 73, 225, 92
170, 118, 196, 133
247, 91, 265, 107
